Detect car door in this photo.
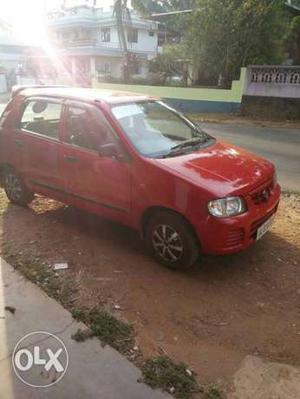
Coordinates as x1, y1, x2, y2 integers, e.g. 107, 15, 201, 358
16, 97, 64, 193
61, 101, 131, 220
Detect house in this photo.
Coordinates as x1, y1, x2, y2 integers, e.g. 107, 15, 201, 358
46, 2, 160, 85
0, 19, 41, 92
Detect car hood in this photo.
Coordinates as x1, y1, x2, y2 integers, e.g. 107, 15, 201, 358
154, 141, 274, 197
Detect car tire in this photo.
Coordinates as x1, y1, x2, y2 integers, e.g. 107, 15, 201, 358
4, 168, 34, 206
145, 211, 200, 270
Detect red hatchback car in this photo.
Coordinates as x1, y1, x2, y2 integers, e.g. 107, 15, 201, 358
0, 86, 280, 269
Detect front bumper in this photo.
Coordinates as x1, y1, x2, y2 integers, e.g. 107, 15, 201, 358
197, 184, 281, 255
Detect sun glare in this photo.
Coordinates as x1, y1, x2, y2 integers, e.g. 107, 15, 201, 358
2, 0, 116, 46
1, 0, 61, 46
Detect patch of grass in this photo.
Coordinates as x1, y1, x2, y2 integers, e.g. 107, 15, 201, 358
204, 385, 224, 399
141, 356, 201, 399
2, 245, 134, 353
72, 307, 134, 354
2, 249, 77, 308
71, 307, 87, 321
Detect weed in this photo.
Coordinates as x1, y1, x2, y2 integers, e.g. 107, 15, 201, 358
1, 245, 77, 308
141, 356, 201, 399
72, 307, 134, 354
71, 307, 87, 322
204, 385, 224, 399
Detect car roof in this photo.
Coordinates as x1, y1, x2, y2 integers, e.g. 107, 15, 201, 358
19, 87, 157, 105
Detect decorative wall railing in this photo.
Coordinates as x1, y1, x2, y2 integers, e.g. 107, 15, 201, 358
249, 66, 300, 85
245, 65, 300, 98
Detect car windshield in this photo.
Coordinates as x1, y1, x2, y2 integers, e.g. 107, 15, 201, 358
111, 101, 212, 158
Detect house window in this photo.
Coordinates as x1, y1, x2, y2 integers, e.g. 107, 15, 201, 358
99, 62, 111, 75
101, 28, 110, 42
127, 28, 138, 43
149, 30, 155, 37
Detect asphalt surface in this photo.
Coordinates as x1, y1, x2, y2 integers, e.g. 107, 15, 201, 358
0, 103, 299, 191
201, 123, 300, 192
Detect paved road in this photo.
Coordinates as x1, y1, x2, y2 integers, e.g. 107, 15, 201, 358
1, 102, 299, 191
201, 123, 300, 192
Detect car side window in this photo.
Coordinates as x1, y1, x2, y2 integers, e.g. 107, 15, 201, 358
20, 100, 62, 139
64, 105, 119, 152
64, 107, 96, 151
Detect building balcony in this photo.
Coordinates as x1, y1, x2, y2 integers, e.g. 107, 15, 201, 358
67, 38, 97, 47
52, 38, 97, 48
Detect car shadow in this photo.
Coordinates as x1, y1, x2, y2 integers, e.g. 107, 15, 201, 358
1, 195, 299, 285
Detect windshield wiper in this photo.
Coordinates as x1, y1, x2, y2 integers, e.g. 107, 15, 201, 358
161, 136, 211, 159
170, 137, 208, 151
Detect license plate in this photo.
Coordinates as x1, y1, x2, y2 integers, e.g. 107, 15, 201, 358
256, 214, 275, 240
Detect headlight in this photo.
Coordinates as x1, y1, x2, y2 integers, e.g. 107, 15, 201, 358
208, 196, 246, 217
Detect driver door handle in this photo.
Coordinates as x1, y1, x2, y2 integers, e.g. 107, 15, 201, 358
63, 154, 78, 163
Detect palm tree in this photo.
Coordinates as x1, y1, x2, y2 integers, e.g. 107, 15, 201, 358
113, 0, 132, 81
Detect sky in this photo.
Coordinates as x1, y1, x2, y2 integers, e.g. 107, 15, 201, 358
0, 0, 116, 45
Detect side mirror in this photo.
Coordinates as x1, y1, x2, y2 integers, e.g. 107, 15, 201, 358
98, 143, 129, 162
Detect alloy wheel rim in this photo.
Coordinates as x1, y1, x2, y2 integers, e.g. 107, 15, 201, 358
6, 174, 22, 201
152, 224, 184, 263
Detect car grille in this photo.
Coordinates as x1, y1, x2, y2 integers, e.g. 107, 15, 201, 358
250, 178, 275, 205
225, 227, 245, 247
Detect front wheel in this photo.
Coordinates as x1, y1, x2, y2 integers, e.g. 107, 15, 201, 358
4, 169, 34, 206
145, 211, 200, 270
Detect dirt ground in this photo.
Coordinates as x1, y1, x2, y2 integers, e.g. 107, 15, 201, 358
0, 189, 299, 388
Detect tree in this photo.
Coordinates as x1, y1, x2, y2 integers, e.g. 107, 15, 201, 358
149, 44, 191, 85
184, 0, 289, 86
141, 0, 291, 86
132, 0, 195, 36
131, 0, 166, 16
132, 0, 196, 16
284, 14, 300, 63
114, 0, 139, 82
113, 0, 130, 81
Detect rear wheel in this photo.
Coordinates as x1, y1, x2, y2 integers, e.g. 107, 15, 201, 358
145, 211, 200, 270
4, 169, 34, 206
